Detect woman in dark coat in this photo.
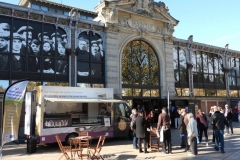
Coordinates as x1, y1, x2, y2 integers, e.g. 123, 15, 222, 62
145, 110, 155, 148
133, 111, 148, 153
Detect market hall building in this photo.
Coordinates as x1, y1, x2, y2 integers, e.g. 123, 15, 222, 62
1, 0, 240, 123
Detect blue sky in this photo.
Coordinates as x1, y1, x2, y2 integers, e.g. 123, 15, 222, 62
3, 0, 240, 51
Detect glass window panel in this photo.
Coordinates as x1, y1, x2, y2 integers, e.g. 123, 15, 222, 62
56, 59, 67, 74
133, 88, 141, 96
31, 4, 40, 10
206, 89, 216, 96
215, 75, 221, 84
197, 73, 203, 83
80, 15, 87, 19
55, 82, 69, 86
0, 80, 9, 92
196, 51, 202, 73
87, 17, 93, 20
43, 58, 54, 74
142, 89, 150, 97
174, 70, 179, 82
179, 49, 186, 71
77, 83, 91, 88
194, 88, 205, 96
49, 8, 55, 13
122, 40, 159, 86
26, 81, 41, 91
122, 88, 132, 96
151, 89, 159, 97
230, 90, 238, 97
180, 71, 187, 82
92, 84, 104, 88
175, 88, 181, 96
173, 47, 178, 70
64, 11, 69, 16
77, 62, 89, 76
209, 74, 214, 83
204, 74, 209, 83
76, 31, 90, 60
12, 55, 25, 72
193, 72, 198, 83
217, 90, 226, 97
0, 54, 9, 70
181, 88, 189, 96
229, 75, 236, 86
40, 6, 48, 11
213, 55, 219, 74
192, 51, 197, 72
91, 63, 103, 77
43, 82, 55, 86
236, 59, 240, 76
237, 78, 240, 86
219, 56, 223, 74
202, 52, 208, 73
208, 53, 214, 74
57, 10, 63, 14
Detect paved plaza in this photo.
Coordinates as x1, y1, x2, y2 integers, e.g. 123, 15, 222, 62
2, 122, 240, 160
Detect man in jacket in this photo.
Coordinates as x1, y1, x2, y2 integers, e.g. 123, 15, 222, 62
132, 111, 148, 153
156, 107, 172, 154
212, 106, 229, 153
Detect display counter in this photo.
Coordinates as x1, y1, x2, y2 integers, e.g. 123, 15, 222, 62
44, 114, 72, 128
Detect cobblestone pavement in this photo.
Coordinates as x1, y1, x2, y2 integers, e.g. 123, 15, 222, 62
2, 122, 240, 160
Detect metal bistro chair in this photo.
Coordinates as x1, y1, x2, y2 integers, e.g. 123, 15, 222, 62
55, 134, 71, 160
87, 135, 106, 160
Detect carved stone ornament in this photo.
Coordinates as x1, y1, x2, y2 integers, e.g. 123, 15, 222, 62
127, 19, 157, 32
164, 35, 174, 43
106, 23, 119, 33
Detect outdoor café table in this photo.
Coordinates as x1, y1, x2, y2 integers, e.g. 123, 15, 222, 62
70, 136, 92, 159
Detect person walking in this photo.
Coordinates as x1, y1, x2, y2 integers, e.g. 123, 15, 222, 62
130, 109, 138, 149
226, 108, 234, 135
212, 106, 229, 153
178, 107, 189, 152
132, 111, 148, 153
187, 113, 198, 156
196, 108, 209, 146
156, 107, 172, 154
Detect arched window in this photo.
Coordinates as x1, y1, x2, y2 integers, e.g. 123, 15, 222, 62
122, 40, 159, 98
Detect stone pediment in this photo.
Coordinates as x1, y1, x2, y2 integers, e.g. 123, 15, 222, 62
94, 0, 178, 26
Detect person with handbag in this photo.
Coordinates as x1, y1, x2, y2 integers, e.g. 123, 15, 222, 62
156, 107, 172, 154
187, 113, 198, 156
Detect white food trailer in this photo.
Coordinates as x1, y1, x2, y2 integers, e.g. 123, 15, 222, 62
24, 86, 131, 145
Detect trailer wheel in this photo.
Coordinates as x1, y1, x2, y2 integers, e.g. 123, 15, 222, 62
65, 133, 78, 146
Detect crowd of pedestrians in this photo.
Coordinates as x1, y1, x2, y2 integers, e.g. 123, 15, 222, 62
130, 104, 234, 157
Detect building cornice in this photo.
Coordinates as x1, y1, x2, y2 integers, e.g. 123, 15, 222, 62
173, 37, 240, 57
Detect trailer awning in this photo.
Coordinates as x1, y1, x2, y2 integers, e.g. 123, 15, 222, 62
44, 97, 124, 103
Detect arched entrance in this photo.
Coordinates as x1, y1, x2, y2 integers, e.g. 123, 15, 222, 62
121, 40, 163, 117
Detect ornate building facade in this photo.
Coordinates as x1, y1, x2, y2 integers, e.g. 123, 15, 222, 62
1, 0, 240, 119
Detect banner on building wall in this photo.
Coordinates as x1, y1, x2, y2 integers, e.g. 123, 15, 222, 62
1, 79, 29, 146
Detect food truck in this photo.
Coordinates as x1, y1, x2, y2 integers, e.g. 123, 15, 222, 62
24, 86, 132, 145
